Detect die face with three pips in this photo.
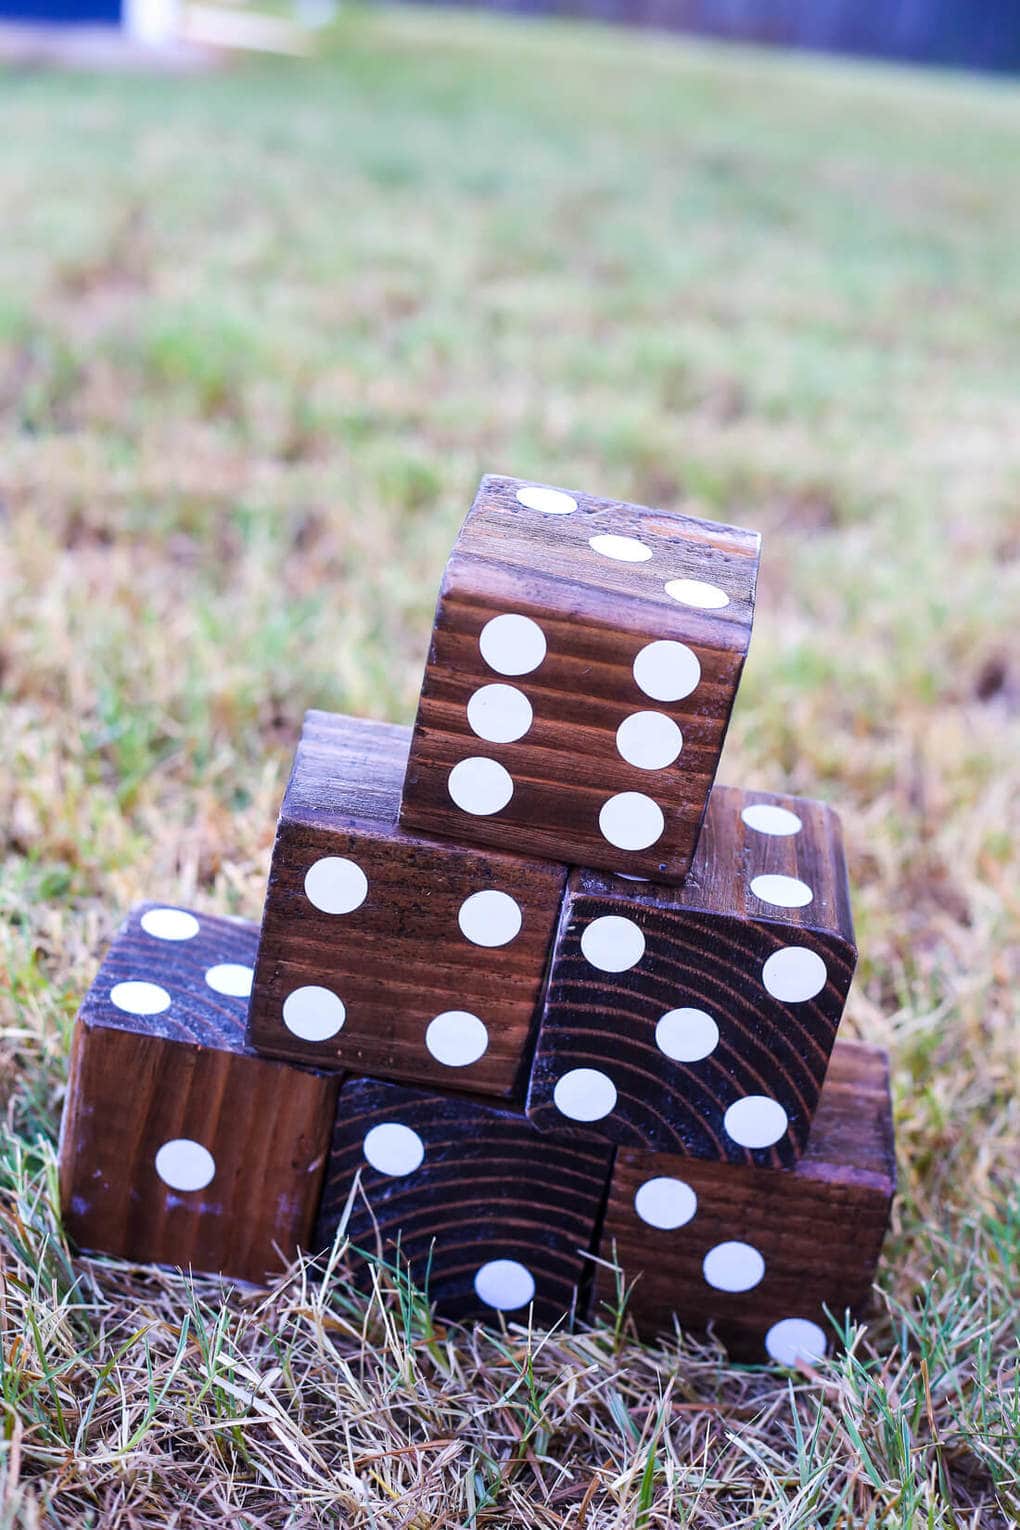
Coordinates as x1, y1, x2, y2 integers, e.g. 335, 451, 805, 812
399, 475, 761, 884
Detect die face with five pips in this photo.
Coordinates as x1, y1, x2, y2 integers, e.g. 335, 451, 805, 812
246, 710, 567, 1097
399, 475, 760, 884
313, 1077, 612, 1326
526, 786, 857, 1165
594, 1041, 895, 1362
58, 904, 338, 1285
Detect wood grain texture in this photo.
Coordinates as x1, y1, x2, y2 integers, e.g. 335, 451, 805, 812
399, 474, 760, 883
526, 785, 857, 1164
594, 1041, 895, 1360
313, 1076, 614, 1326
246, 711, 567, 1096
59, 904, 338, 1285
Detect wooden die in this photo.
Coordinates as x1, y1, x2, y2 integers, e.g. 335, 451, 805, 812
526, 786, 857, 1164
313, 1077, 613, 1326
59, 904, 337, 1284
246, 711, 567, 1097
595, 1041, 895, 1361
399, 474, 760, 883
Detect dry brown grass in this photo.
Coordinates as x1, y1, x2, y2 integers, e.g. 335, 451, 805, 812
0, 9, 1018, 1525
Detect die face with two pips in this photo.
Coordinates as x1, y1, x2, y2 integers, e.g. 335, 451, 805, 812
58, 904, 338, 1285
399, 475, 760, 884
526, 786, 857, 1165
313, 1077, 613, 1326
246, 711, 567, 1098
594, 1041, 896, 1361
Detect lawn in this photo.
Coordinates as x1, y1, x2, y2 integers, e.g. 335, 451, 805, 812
1, 7, 1018, 1525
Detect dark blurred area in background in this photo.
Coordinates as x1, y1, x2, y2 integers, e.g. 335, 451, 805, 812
411, 0, 1020, 73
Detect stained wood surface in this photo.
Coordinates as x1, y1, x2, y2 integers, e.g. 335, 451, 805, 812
399, 474, 760, 883
595, 1040, 895, 1358
526, 785, 857, 1164
313, 1076, 613, 1326
59, 904, 338, 1285
247, 711, 567, 1096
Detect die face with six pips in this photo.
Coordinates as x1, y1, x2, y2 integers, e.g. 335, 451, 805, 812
399, 475, 760, 884
525, 786, 857, 1166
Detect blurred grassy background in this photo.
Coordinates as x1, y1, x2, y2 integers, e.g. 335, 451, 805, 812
1, 7, 1018, 1525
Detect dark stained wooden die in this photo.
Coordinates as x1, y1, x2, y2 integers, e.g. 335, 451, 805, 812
59, 904, 338, 1285
313, 1077, 614, 1327
246, 711, 567, 1097
526, 785, 857, 1165
399, 474, 760, 884
594, 1041, 895, 1361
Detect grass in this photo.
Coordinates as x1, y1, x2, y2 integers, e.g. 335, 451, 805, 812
0, 6, 1018, 1524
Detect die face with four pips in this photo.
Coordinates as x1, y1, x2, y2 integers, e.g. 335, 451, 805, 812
525, 786, 857, 1165
58, 903, 338, 1285
594, 1041, 895, 1362
313, 1077, 613, 1326
246, 710, 567, 1097
399, 475, 761, 884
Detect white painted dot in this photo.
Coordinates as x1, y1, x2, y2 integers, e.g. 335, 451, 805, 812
282, 985, 346, 1042
633, 640, 701, 702
741, 803, 803, 836
765, 1317, 829, 1367
724, 1095, 789, 1148
750, 874, 814, 909
580, 915, 645, 972
588, 533, 652, 563
155, 1138, 215, 1192
599, 791, 665, 851
425, 1010, 489, 1067
447, 757, 514, 816
458, 889, 522, 948
474, 1258, 536, 1310
762, 946, 828, 1002
478, 613, 547, 676
110, 981, 171, 1017
466, 683, 533, 743
515, 485, 577, 515
363, 1122, 425, 1177
655, 1007, 719, 1063
140, 908, 200, 941
553, 1068, 617, 1122
205, 963, 253, 999
615, 711, 683, 770
703, 1240, 765, 1292
634, 1177, 698, 1230
304, 856, 368, 915
663, 578, 730, 609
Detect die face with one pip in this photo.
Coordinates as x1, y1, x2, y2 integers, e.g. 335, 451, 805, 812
526, 786, 857, 1165
58, 904, 338, 1285
246, 711, 567, 1098
399, 474, 760, 884
595, 1041, 895, 1362
313, 1076, 613, 1327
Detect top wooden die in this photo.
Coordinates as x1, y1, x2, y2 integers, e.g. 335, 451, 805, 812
399, 475, 760, 883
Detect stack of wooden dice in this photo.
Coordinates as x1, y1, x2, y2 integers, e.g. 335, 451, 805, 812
59, 476, 895, 1366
